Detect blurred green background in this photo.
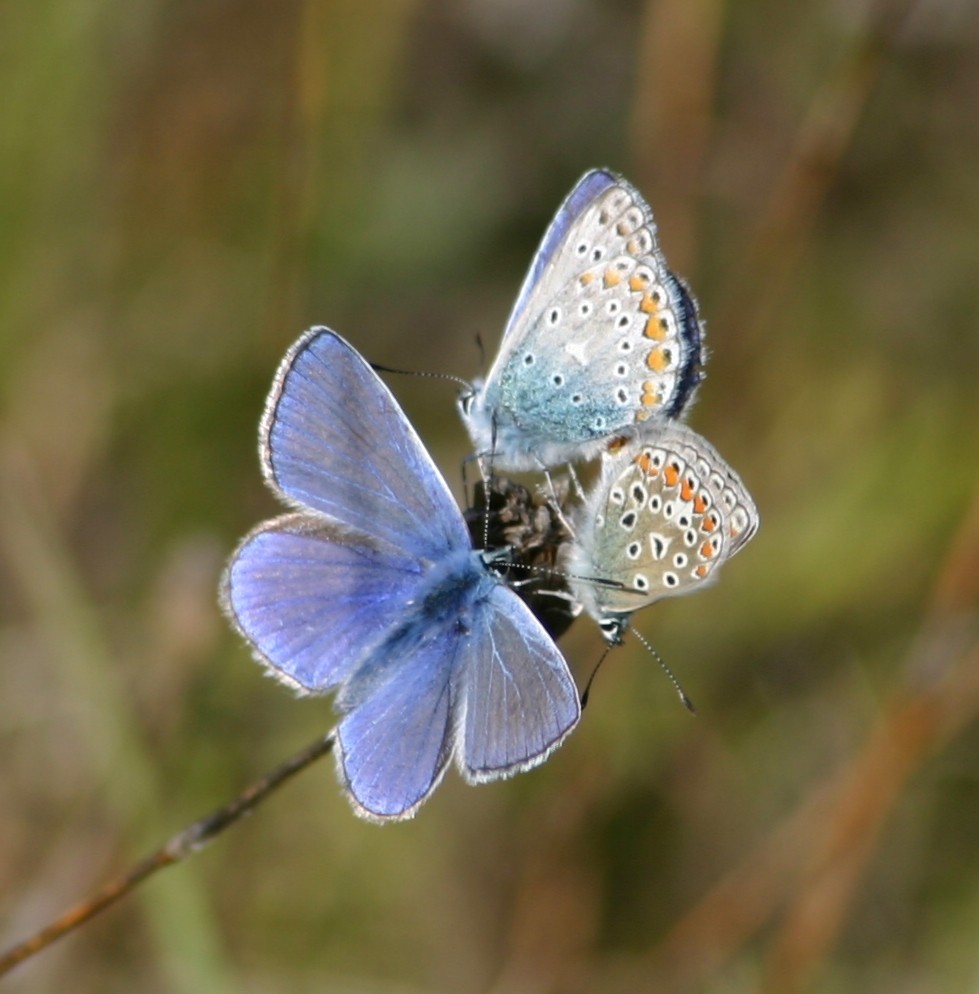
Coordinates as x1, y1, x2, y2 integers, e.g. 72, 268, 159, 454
3, 0, 978, 991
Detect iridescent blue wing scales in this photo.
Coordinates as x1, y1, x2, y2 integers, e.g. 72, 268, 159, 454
335, 630, 460, 821
262, 328, 469, 558
225, 328, 580, 821
223, 515, 424, 693
460, 586, 580, 781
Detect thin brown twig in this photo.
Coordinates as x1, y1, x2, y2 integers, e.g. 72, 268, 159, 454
621, 471, 979, 993
721, 0, 923, 359
0, 732, 335, 979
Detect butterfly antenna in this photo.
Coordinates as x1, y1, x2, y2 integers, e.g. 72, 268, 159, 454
580, 645, 613, 710
629, 626, 697, 714
370, 361, 473, 393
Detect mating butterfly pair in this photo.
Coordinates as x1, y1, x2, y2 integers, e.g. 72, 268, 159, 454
223, 170, 758, 821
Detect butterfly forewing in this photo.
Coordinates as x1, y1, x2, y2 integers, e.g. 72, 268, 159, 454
262, 328, 470, 559
463, 169, 704, 470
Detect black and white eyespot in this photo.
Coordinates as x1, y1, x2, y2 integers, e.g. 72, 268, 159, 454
677, 514, 691, 528
651, 535, 666, 559
594, 416, 606, 429
663, 501, 675, 519
606, 300, 621, 316
523, 352, 535, 366
579, 302, 592, 317
623, 208, 643, 231
552, 373, 565, 387
618, 339, 632, 352
619, 511, 637, 530
576, 240, 590, 256
571, 393, 583, 404
615, 362, 628, 376
723, 491, 737, 509
617, 314, 631, 330
591, 247, 605, 262
673, 552, 688, 569
663, 572, 679, 588
615, 388, 629, 404
627, 541, 642, 560
633, 574, 650, 592
630, 483, 647, 506
610, 486, 625, 505
650, 495, 662, 512
547, 307, 562, 326
632, 229, 652, 253
684, 528, 697, 546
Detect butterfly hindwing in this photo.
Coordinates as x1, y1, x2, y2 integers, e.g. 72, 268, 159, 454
568, 423, 759, 639
461, 584, 581, 782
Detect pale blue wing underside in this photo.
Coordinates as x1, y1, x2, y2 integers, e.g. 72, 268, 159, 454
502, 169, 617, 344
223, 515, 424, 693
461, 586, 581, 781
262, 328, 468, 559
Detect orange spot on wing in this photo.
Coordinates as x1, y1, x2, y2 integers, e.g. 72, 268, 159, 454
640, 293, 659, 314
617, 220, 631, 236
664, 462, 680, 488
636, 451, 656, 475
603, 269, 622, 288
680, 477, 695, 501
701, 514, 717, 533
629, 273, 649, 292
579, 272, 595, 286
646, 346, 669, 372
640, 385, 660, 408
693, 494, 708, 513
695, 564, 710, 578
643, 317, 666, 341
700, 540, 715, 559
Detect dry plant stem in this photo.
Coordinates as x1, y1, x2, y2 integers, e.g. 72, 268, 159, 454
723, 0, 923, 357
0, 733, 335, 979
760, 481, 979, 994
629, 0, 725, 271
761, 641, 979, 994
638, 478, 979, 994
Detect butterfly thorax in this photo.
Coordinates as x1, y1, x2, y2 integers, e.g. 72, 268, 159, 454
410, 549, 496, 636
